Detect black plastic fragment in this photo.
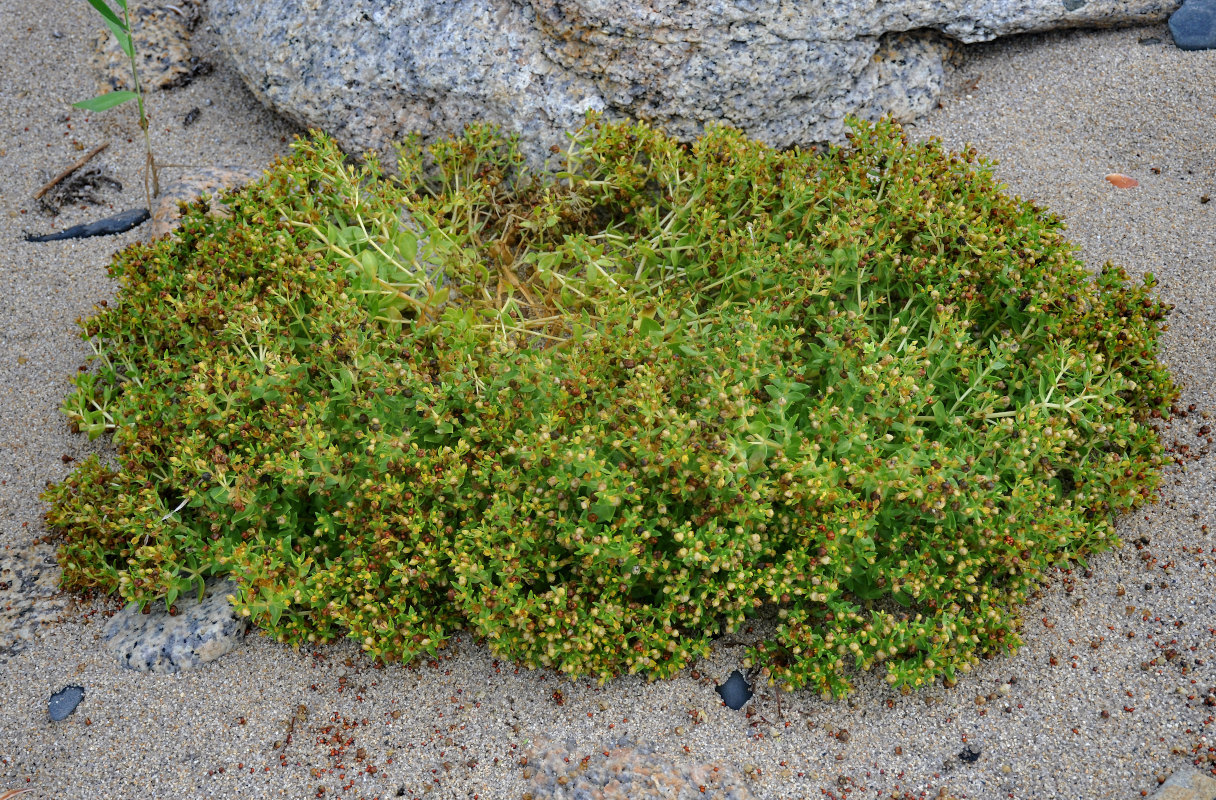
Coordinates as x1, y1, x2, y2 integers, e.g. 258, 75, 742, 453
715, 670, 753, 710
24, 208, 149, 242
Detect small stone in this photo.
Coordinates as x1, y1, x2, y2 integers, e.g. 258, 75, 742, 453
1170, 0, 1216, 50
48, 685, 85, 721
715, 670, 753, 710
959, 744, 982, 763
1001, 764, 1012, 774
147, 168, 261, 239
102, 579, 246, 673
1106, 173, 1139, 188
90, 3, 208, 92
1152, 767, 1216, 798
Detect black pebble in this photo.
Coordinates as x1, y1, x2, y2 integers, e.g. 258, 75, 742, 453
715, 670, 753, 710
959, 744, 982, 763
183, 107, 201, 127
48, 685, 85, 721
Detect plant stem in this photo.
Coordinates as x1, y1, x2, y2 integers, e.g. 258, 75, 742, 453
122, 2, 158, 205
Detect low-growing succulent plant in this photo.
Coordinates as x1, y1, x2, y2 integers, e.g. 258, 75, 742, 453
42, 115, 1176, 697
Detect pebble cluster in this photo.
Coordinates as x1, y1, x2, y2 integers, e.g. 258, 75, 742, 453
523, 736, 756, 800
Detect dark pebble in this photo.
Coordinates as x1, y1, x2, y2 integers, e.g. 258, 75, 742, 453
1170, 0, 1216, 50
716, 670, 753, 710
959, 744, 982, 763
48, 685, 85, 721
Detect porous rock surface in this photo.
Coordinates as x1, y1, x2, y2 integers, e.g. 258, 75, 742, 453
103, 578, 246, 672
207, 0, 1179, 162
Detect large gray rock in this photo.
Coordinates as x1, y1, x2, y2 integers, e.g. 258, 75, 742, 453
208, 0, 1179, 162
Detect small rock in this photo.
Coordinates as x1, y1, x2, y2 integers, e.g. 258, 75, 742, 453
1106, 173, 1139, 188
1169, 0, 1216, 50
90, 2, 208, 92
959, 744, 982, 763
48, 685, 84, 721
1148, 766, 1216, 799
103, 579, 246, 673
183, 107, 201, 127
715, 670, 753, 710
146, 167, 261, 239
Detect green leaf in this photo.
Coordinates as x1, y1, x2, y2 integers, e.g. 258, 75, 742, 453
395, 229, 418, 263
428, 286, 450, 307
110, 26, 134, 58
359, 249, 381, 280
591, 500, 617, 524
932, 400, 946, 426
84, 0, 126, 32
73, 91, 138, 112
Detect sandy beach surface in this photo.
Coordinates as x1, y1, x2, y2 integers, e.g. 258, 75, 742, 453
1, 1, 1214, 798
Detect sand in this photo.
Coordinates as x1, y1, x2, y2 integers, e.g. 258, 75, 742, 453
1, 2, 1214, 798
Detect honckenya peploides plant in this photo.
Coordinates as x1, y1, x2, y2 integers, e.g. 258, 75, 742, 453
43, 116, 1176, 697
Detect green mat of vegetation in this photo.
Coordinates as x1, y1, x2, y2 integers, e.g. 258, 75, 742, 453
43, 116, 1176, 696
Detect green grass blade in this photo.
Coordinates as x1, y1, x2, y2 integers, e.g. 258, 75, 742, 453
83, 0, 126, 32
73, 91, 138, 112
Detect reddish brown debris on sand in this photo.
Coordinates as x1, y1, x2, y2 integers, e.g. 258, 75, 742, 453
1105, 173, 1139, 188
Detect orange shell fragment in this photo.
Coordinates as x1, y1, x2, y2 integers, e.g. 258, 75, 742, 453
1105, 173, 1139, 188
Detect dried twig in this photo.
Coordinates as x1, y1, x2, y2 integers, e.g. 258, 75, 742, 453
33, 141, 109, 200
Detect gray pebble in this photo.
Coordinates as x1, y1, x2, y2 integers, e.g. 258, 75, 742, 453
48, 685, 84, 721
